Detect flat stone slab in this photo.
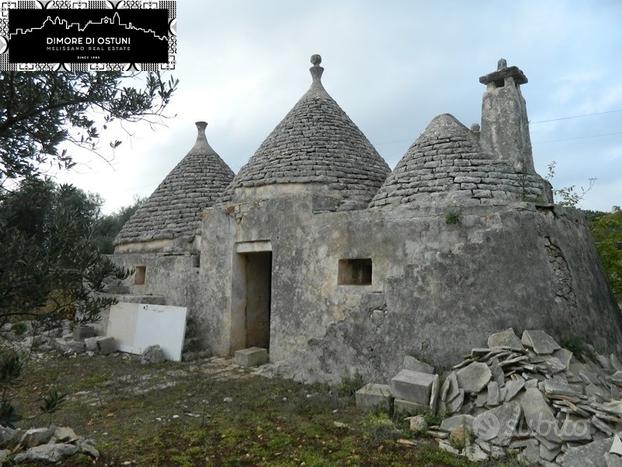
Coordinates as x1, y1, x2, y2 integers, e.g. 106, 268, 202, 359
390, 369, 436, 405
355, 384, 392, 412
559, 415, 592, 442
554, 348, 573, 370
234, 347, 269, 367
487, 328, 524, 351
473, 402, 521, 446
558, 437, 613, 467
456, 362, 492, 393
403, 355, 434, 374
393, 399, 426, 415
504, 379, 525, 401
518, 387, 561, 443
521, 330, 560, 355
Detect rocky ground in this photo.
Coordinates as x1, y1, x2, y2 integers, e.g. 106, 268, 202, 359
2, 339, 489, 466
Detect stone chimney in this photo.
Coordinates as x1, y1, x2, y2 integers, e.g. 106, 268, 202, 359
479, 59, 535, 174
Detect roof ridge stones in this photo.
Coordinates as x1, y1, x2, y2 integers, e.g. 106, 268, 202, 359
114, 122, 235, 247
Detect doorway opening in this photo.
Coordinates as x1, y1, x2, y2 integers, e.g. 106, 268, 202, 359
237, 251, 272, 351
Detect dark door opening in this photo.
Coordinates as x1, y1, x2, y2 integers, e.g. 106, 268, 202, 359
242, 251, 272, 350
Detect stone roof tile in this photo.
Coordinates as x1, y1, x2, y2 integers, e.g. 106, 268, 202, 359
220, 55, 390, 207
114, 122, 234, 245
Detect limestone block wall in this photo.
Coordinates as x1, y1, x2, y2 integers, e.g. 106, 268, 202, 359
111, 252, 199, 314
198, 196, 622, 384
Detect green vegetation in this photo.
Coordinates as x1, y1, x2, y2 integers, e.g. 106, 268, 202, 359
337, 371, 364, 397
590, 208, 622, 297
0, 71, 177, 183
445, 211, 462, 225
0, 178, 129, 327
9, 354, 477, 466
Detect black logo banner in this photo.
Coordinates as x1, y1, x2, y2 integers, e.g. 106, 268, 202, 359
1, 1, 176, 71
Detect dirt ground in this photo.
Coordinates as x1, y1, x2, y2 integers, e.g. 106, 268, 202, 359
11, 352, 511, 466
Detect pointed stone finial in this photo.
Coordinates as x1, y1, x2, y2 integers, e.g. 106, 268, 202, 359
310, 54, 324, 82
497, 58, 507, 70
196, 121, 207, 133
190, 121, 216, 154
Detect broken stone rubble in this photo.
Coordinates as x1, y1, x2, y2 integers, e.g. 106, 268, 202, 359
0, 424, 98, 464
356, 327, 622, 465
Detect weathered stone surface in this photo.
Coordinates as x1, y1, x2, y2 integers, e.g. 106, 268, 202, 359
0, 449, 9, 464
355, 384, 392, 412
20, 427, 54, 448
95, 336, 116, 355
465, 443, 488, 462
542, 380, 578, 397
487, 328, 524, 351
518, 388, 561, 443
441, 372, 459, 403
403, 355, 434, 374
73, 325, 96, 340
394, 398, 426, 415
446, 389, 465, 414
14, 443, 79, 463
52, 426, 78, 444
115, 122, 235, 246
76, 438, 99, 458
540, 442, 562, 462
486, 381, 500, 407
605, 453, 622, 467
610, 435, 622, 456
473, 402, 521, 446
141, 345, 166, 364
518, 439, 540, 465
408, 415, 427, 434
234, 347, 269, 368
558, 437, 612, 467
390, 370, 435, 405
611, 354, 622, 372
440, 414, 475, 433
0, 426, 18, 448
504, 379, 525, 401
456, 362, 492, 394
84, 336, 98, 352
559, 415, 592, 442
521, 330, 560, 355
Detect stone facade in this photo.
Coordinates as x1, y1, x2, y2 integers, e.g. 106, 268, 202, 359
113, 56, 622, 385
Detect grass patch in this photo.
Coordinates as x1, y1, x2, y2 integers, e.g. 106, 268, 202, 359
337, 371, 364, 397
445, 211, 462, 225
9, 354, 486, 465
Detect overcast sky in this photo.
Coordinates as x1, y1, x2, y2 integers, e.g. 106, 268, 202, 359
54, 0, 622, 214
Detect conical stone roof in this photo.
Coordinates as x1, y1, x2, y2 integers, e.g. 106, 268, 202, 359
369, 113, 548, 208
220, 55, 390, 208
114, 122, 235, 247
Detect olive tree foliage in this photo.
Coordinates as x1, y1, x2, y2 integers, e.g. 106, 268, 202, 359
0, 71, 178, 185
590, 208, 622, 297
0, 179, 129, 329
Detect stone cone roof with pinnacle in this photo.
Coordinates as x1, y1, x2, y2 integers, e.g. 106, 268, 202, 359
114, 122, 235, 246
220, 54, 390, 208
369, 113, 548, 208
